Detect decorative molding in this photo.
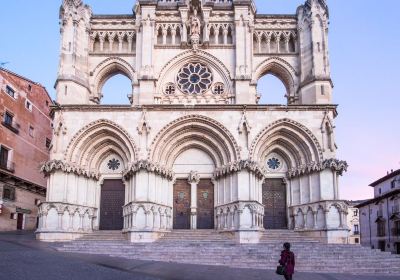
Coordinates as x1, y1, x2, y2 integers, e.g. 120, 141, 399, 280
41, 160, 100, 180
287, 158, 348, 179
123, 160, 175, 180
213, 160, 267, 180
188, 171, 200, 184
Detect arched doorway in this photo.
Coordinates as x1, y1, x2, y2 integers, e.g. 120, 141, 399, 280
99, 179, 125, 230
263, 178, 287, 229
172, 148, 215, 230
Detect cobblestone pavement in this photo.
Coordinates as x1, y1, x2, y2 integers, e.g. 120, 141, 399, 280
0, 232, 399, 280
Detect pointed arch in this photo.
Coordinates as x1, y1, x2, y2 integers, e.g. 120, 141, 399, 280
250, 118, 323, 168
149, 115, 240, 168
90, 57, 135, 103
253, 57, 299, 103
65, 119, 138, 170
156, 50, 233, 95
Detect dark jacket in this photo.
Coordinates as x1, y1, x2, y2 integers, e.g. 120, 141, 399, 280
279, 250, 295, 276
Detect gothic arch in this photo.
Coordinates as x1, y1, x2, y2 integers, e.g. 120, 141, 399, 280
252, 57, 298, 102
90, 57, 135, 103
65, 119, 138, 170
250, 118, 323, 168
149, 115, 240, 168
156, 50, 233, 95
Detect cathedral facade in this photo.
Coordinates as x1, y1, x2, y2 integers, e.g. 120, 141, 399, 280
37, 0, 349, 244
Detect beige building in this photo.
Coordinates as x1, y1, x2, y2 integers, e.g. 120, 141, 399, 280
346, 200, 365, 244
357, 170, 400, 254
37, 0, 350, 244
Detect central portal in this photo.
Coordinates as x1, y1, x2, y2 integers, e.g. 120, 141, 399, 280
99, 179, 125, 230
173, 178, 214, 229
263, 178, 287, 229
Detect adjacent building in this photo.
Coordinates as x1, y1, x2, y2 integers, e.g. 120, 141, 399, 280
346, 200, 365, 244
357, 169, 400, 254
0, 67, 53, 231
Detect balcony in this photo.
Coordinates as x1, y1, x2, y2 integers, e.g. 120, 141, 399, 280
0, 160, 15, 173
353, 231, 360, 235
1, 121, 19, 134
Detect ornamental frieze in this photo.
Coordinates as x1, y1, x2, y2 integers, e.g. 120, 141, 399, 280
213, 160, 267, 180
287, 158, 348, 179
40, 160, 100, 180
123, 160, 175, 180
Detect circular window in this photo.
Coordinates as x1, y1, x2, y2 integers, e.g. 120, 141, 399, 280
177, 63, 213, 94
107, 158, 121, 171
212, 83, 225, 95
267, 157, 281, 170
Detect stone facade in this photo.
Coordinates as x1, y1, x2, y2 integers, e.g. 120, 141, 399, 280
0, 68, 52, 231
36, 0, 349, 244
357, 170, 400, 254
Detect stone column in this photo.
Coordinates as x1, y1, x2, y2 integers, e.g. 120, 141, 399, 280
188, 171, 200, 230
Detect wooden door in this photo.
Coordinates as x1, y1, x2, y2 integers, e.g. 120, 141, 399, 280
17, 213, 23, 230
197, 179, 214, 229
263, 178, 287, 229
173, 179, 191, 229
100, 179, 125, 230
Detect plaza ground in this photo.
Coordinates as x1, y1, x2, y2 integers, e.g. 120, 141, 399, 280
0, 232, 399, 280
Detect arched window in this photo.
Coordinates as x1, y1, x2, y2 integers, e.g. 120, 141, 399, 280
257, 74, 287, 105
100, 74, 132, 105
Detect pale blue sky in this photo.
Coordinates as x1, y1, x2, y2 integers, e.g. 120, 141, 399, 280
1, 1, 399, 200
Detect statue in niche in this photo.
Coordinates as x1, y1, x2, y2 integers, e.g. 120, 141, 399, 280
189, 8, 201, 51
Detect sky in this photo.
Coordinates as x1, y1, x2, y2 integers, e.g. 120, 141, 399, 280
1, 0, 399, 200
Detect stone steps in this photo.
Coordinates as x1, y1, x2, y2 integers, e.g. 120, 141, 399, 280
55, 230, 400, 275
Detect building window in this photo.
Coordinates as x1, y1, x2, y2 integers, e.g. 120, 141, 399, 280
25, 100, 33, 111
28, 125, 34, 137
0, 146, 9, 169
354, 209, 358, 217
3, 185, 15, 201
394, 221, 400, 237
355, 238, 359, 244
377, 221, 386, 237
4, 111, 13, 126
5, 85, 15, 98
354, 224, 359, 234
392, 180, 396, 189
45, 138, 51, 149
379, 188, 382, 195
28, 84, 32, 91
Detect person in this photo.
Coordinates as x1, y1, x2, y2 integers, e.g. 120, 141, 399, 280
279, 242, 295, 280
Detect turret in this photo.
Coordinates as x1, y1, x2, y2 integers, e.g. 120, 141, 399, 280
56, 0, 92, 104
297, 0, 332, 104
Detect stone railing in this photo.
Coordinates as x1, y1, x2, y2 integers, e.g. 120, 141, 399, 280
215, 201, 264, 231
289, 200, 349, 231
37, 202, 97, 233
123, 202, 172, 232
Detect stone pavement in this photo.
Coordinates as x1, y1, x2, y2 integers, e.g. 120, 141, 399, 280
0, 232, 399, 280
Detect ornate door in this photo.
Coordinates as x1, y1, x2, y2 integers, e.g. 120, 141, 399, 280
100, 179, 125, 230
263, 178, 287, 229
173, 179, 191, 229
197, 179, 214, 229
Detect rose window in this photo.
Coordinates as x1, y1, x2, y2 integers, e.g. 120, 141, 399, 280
107, 158, 120, 171
177, 63, 213, 94
267, 157, 281, 170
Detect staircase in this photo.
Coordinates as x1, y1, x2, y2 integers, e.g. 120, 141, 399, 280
56, 230, 400, 275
